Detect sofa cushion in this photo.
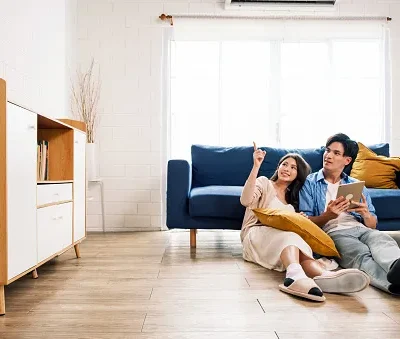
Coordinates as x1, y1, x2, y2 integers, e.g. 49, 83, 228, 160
369, 188, 400, 220
191, 145, 253, 188
191, 144, 324, 188
253, 208, 340, 257
350, 142, 400, 189
189, 185, 245, 219
344, 143, 390, 175
377, 219, 400, 232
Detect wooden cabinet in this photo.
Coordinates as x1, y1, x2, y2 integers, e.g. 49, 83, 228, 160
74, 131, 86, 242
6, 103, 38, 280
37, 183, 73, 207
0, 78, 87, 315
37, 202, 73, 263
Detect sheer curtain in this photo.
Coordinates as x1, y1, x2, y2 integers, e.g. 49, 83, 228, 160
162, 19, 390, 161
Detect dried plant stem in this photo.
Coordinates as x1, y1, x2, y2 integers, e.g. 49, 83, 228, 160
71, 58, 101, 143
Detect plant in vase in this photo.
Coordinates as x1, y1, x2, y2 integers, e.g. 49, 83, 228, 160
70, 58, 101, 181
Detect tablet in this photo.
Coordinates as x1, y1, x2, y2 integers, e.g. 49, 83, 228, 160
336, 181, 365, 209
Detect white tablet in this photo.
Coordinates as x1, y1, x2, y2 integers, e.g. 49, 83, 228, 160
336, 181, 365, 209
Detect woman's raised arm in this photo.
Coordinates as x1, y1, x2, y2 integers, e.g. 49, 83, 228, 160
240, 142, 267, 207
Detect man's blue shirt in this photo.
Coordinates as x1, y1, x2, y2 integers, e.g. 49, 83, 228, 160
299, 169, 377, 225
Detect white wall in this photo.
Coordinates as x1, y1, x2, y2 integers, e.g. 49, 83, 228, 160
77, 0, 400, 232
66, 0, 78, 103
0, 0, 72, 119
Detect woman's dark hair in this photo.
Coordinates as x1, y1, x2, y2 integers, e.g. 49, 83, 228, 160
325, 133, 359, 171
270, 153, 311, 212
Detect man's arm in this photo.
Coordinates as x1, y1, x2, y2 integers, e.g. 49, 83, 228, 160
347, 189, 377, 229
299, 179, 315, 217
299, 179, 331, 226
309, 199, 349, 227
299, 178, 350, 227
309, 213, 334, 228
363, 214, 377, 229
364, 188, 378, 228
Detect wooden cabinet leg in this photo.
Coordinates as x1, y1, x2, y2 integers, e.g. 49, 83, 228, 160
74, 244, 81, 258
32, 269, 38, 279
0, 285, 5, 316
190, 229, 196, 248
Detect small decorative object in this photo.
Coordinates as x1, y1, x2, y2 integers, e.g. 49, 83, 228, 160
159, 13, 174, 26
85, 143, 98, 181
71, 58, 101, 181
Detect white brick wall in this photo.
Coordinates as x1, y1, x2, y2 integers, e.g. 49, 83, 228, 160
0, 0, 72, 119
77, 0, 400, 232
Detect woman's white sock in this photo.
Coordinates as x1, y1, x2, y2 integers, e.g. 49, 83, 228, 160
286, 263, 307, 281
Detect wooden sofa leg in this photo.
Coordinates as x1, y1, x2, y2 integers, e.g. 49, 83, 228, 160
0, 285, 5, 316
190, 229, 196, 248
32, 269, 38, 279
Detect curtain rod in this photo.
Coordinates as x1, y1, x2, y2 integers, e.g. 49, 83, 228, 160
159, 13, 392, 26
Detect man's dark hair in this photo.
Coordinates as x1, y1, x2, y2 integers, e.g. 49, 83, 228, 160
325, 133, 359, 170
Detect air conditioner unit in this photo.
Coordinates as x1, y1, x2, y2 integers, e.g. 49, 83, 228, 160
225, 0, 336, 8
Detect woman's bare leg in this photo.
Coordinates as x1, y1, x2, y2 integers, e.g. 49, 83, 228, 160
280, 245, 300, 268
299, 252, 325, 278
280, 245, 325, 278
279, 245, 324, 300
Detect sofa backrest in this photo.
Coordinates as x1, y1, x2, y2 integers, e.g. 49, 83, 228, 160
191, 143, 390, 188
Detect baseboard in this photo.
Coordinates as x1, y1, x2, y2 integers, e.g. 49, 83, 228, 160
87, 227, 162, 232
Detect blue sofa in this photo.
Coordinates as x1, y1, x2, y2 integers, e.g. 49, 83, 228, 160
167, 144, 400, 247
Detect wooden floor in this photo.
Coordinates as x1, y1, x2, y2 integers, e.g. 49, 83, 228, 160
1, 230, 400, 339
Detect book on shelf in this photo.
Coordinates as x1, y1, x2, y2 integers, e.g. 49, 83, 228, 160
37, 140, 49, 181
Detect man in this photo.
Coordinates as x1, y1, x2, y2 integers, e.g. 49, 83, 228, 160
299, 133, 400, 295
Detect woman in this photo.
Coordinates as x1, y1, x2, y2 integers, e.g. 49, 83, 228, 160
240, 144, 370, 302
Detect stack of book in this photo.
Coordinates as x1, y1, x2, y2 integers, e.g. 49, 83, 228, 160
37, 140, 49, 181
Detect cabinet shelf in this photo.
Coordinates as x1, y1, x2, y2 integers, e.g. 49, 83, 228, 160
37, 128, 74, 181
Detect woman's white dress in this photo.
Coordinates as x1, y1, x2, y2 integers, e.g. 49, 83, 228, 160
241, 189, 314, 272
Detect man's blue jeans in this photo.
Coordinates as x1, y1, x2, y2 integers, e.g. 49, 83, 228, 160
330, 225, 400, 293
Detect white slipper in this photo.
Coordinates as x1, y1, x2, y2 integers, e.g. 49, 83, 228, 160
279, 278, 326, 302
313, 269, 370, 294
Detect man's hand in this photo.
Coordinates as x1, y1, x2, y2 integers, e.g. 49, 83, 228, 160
347, 194, 377, 229
309, 196, 349, 226
347, 194, 370, 218
325, 196, 350, 219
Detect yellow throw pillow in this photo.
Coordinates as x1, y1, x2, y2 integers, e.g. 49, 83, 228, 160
350, 142, 400, 189
252, 208, 340, 257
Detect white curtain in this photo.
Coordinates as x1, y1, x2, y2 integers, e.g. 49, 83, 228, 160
162, 18, 390, 161
171, 18, 386, 41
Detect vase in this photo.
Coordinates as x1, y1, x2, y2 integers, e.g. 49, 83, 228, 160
86, 143, 98, 181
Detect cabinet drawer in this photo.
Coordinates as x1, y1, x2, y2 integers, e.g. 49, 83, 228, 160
37, 183, 73, 206
37, 203, 72, 263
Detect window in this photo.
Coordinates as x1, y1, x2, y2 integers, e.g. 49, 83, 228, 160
168, 27, 388, 160
279, 40, 384, 148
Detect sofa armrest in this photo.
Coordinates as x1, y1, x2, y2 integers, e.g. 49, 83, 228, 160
167, 159, 192, 228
